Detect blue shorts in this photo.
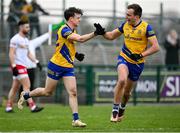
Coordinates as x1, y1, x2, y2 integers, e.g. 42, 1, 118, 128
117, 56, 144, 81
47, 61, 75, 80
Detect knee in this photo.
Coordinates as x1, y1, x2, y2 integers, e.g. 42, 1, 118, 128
117, 77, 127, 87
69, 88, 77, 97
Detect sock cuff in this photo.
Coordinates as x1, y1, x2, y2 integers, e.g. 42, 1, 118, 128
24, 92, 31, 100
119, 103, 126, 110
6, 100, 13, 107
112, 103, 119, 112
28, 101, 35, 108
73, 113, 79, 121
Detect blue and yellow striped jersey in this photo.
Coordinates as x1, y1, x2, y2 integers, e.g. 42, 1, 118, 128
118, 20, 156, 64
50, 24, 76, 68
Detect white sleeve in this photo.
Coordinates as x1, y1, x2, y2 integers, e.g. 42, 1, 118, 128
29, 33, 50, 49
10, 37, 18, 48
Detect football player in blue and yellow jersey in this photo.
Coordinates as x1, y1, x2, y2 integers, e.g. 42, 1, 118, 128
18, 7, 103, 127
94, 4, 159, 122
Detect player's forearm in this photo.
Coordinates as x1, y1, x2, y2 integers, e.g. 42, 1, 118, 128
78, 32, 95, 43
28, 52, 38, 63
103, 32, 115, 40
142, 44, 160, 57
9, 48, 16, 66
9, 54, 16, 66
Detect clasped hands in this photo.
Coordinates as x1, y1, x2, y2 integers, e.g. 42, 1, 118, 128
94, 23, 106, 35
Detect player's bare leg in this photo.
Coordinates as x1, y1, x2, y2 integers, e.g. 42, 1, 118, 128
111, 64, 128, 122
63, 76, 86, 127
118, 79, 134, 122
63, 77, 78, 113
18, 77, 44, 112
18, 77, 58, 109
30, 77, 58, 97
5, 79, 20, 112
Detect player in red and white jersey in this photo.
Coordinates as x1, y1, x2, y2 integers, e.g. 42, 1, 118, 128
5, 17, 43, 113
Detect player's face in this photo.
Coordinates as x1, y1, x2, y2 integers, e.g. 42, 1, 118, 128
126, 9, 137, 26
71, 13, 81, 27
170, 30, 178, 40
20, 24, 30, 35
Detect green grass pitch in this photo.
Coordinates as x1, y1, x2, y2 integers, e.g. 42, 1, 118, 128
0, 104, 180, 132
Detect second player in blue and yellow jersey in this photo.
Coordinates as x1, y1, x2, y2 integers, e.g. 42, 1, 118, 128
118, 20, 156, 64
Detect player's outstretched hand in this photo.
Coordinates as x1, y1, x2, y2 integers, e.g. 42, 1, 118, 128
75, 52, 85, 62
130, 53, 143, 61
94, 23, 106, 35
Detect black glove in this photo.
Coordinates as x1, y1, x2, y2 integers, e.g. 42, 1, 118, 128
75, 52, 85, 62
12, 66, 18, 76
130, 53, 143, 61
94, 23, 106, 35
37, 62, 42, 71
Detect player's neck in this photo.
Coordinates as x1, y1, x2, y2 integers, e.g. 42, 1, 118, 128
19, 31, 26, 38
134, 19, 141, 27
66, 22, 75, 30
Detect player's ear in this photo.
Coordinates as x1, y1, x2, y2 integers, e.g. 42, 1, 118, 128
69, 16, 74, 22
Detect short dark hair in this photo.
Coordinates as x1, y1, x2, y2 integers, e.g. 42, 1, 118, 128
64, 7, 83, 21
18, 15, 29, 26
127, 4, 142, 18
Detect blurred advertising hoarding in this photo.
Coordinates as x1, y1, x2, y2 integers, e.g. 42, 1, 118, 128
95, 71, 180, 102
